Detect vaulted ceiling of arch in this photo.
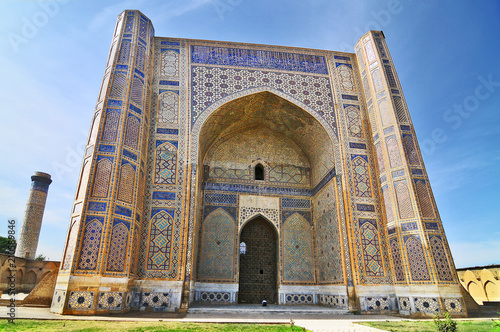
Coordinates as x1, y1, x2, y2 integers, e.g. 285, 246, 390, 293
199, 92, 335, 186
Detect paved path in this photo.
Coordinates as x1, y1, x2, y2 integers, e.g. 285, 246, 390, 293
0, 306, 396, 331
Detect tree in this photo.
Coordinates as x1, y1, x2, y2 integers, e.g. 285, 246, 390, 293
35, 254, 47, 261
0, 236, 16, 254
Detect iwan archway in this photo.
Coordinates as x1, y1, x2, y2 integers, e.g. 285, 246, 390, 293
192, 90, 348, 306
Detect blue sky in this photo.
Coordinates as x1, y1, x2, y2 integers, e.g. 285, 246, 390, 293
0, 0, 498, 268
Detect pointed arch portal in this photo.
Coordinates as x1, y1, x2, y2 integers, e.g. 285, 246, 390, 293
238, 216, 278, 304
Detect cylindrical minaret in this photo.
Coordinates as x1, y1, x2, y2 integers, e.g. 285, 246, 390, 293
16, 172, 52, 260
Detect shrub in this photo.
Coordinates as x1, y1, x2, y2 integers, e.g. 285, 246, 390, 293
434, 311, 457, 332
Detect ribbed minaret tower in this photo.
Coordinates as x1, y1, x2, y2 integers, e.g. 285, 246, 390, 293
16, 172, 52, 260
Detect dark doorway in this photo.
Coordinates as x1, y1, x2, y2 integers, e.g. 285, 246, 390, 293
238, 216, 277, 304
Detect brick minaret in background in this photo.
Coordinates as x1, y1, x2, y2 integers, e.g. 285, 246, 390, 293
16, 172, 52, 260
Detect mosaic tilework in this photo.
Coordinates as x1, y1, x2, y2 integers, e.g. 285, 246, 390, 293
136, 45, 146, 71
428, 235, 454, 282
117, 163, 135, 203
379, 99, 393, 127
336, 63, 355, 91
414, 297, 439, 314
281, 197, 310, 209
106, 223, 129, 272
51, 290, 66, 311
352, 155, 372, 197
314, 182, 344, 283
282, 213, 314, 282
443, 298, 463, 314
390, 238, 406, 282
268, 163, 309, 185
204, 192, 237, 205
415, 180, 435, 218
154, 142, 177, 184
386, 136, 402, 168
284, 293, 314, 304
345, 105, 363, 138
130, 76, 144, 106
195, 291, 233, 303
239, 207, 279, 229
124, 115, 140, 149
382, 186, 394, 223
161, 50, 179, 77
393, 96, 409, 123
371, 68, 383, 92
67, 291, 94, 310
375, 143, 386, 173
402, 134, 419, 166
319, 294, 347, 308
77, 220, 102, 270
62, 218, 80, 270
98, 292, 123, 310
190, 66, 335, 129
365, 297, 390, 311
158, 91, 178, 124
110, 71, 127, 98
405, 236, 430, 281
398, 297, 411, 311
142, 292, 169, 308
395, 181, 415, 219
147, 210, 174, 270
118, 39, 131, 64
198, 208, 235, 281
92, 158, 112, 197
359, 219, 383, 276
191, 45, 328, 74
102, 111, 120, 142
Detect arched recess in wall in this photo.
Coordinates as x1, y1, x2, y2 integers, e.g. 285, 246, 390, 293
25, 270, 37, 284
197, 208, 236, 282
282, 213, 314, 283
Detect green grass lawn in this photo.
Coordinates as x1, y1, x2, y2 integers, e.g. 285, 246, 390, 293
359, 319, 500, 332
0, 320, 308, 332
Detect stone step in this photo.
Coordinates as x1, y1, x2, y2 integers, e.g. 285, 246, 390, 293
187, 304, 351, 315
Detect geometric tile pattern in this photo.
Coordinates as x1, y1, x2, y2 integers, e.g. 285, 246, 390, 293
336, 64, 355, 92
136, 45, 146, 72
239, 206, 279, 230
106, 223, 129, 272
382, 186, 394, 223
443, 298, 463, 314
51, 290, 66, 311
190, 66, 335, 129
198, 208, 235, 281
359, 219, 383, 276
91, 158, 112, 198
141, 292, 169, 308
314, 182, 344, 283
154, 142, 177, 184
398, 297, 411, 311
428, 235, 454, 282
117, 163, 135, 204
284, 293, 314, 304
352, 155, 372, 197
67, 291, 94, 310
98, 292, 123, 310
365, 297, 390, 311
414, 297, 439, 314
405, 236, 430, 281
118, 40, 131, 64
386, 136, 402, 168
345, 105, 363, 138
393, 96, 409, 123
375, 142, 386, 173
130, 76, 143, 106
110, 72, 126, 98
415, 179, 435, 218
204, 192, 237, 205
282, 213, 314, 282
161, 50, 179, 77
62, 218, 80, 270
402, 134, 419, 166
158, 91, 178, 124
281, 197, 310, 209
395, 181, 415, 220
147, 210, 173, 270
379, 99, 393, 127
196, 291, 233, 303
390, 238, 406, 282
319, 294, 347, 309
124, 115, 140, 149
77, 220, 102, 270
101, 111, 120, 142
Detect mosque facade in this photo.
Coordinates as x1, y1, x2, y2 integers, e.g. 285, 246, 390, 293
50, 10, 466, 316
